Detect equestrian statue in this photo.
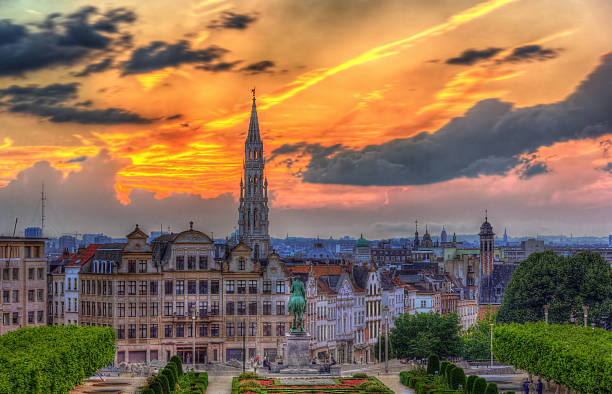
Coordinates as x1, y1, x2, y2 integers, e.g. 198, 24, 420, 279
288, 277, 306, 333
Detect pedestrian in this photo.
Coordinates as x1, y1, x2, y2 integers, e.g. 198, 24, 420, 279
523, 379, 530, 394
537, 379, 543, 394
529, 380, 535, 394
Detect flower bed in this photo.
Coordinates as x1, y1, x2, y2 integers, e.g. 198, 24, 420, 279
232, 373, 392, 393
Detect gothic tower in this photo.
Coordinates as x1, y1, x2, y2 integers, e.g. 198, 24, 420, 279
479, 211, 494, 276
238, 90, 270, 260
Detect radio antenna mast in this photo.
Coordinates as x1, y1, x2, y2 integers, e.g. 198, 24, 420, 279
41, 183, 46, 236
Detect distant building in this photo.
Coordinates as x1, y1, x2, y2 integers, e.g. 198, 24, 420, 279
25, 227, 42, 238
59, 235, 77, 254
479, 214, 495, 276
353, 235, 371, 263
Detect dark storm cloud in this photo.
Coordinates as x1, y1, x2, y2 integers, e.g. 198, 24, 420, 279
121, 41, 228, 75
208, 11, 257, 30
66, 156, 88, 163
270, 142, 344, 162
197, 60, 242, 72
602, 162, 612, 173
73, 57, 113, 77
0, 82, 153, 124
501, 45, 560, 63
282, 54, 612, 186
239, 60, 275, 74
518, 159, 549, 179
165, 114, 182, 120
0, 7, 135, 76
446, 47, 503, 65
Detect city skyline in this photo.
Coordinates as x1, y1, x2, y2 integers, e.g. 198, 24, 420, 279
1, 0, 612, 238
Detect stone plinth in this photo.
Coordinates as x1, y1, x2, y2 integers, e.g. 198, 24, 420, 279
285, 332, 311, 368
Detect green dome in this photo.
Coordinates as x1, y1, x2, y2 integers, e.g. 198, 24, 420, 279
355, 235, 369, 247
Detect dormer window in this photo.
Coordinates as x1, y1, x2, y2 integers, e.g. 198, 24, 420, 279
239, 258, 245, 271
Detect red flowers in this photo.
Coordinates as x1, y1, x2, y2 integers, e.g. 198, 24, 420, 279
340, 379, 368, 386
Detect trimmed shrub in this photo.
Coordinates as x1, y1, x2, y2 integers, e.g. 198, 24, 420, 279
238, 380, 262, 394
238, 371, 259, 380
157, 374, 170, 394
162, 368, 176, 391
445, 364, 456, 383
505, 391, 515, 394
450, 367, 466, 390
473, 377, 488, 394
360, 380, 391, 393
485, 382, 498, 394
353, 372, 368, 378
149, 378, 162, 394
170, 355, 183, 376
466, 375, 478, 394
400, 371, 411, 386
142, 389, 154, 394
440, 361, 450, 377
427, 354, 440, 375
165, 361, 179, 382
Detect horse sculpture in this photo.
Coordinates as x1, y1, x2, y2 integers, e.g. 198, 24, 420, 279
288, 277, 306, 333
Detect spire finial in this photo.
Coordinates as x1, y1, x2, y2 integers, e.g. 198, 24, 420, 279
415, 219, 418, 233
251, 87, 256, 101
485, 209, 488, 221
189, 221, 193, 230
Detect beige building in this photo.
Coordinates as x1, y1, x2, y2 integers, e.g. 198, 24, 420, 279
0, 237, 47, 334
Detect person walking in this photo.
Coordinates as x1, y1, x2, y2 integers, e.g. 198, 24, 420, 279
529, 380, 535, 394
537, 379, 543, 394
523, 379, 530, 394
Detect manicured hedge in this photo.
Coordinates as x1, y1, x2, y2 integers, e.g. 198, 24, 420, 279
466, 375, 477, 393
427, 354, 440, 375
473, 377, 487, 394
493, 322, 612, 394
232, 374, 392, 393
0, 325, 115, 393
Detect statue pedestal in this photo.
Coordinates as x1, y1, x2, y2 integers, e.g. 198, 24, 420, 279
285, 332, 311, 368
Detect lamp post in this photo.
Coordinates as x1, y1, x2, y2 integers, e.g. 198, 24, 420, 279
582, 306, 589, 328
192, 311, 196, 370
543, 304, 549, 324
383, 306, 389, 374
489, 323, 494, 368
602, 315, 608, 331
243, 320, 247, 373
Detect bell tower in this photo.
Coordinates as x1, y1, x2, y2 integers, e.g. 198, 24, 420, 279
238, 89, 270, 260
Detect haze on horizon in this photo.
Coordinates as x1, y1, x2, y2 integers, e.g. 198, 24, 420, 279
0, 0, 611, 239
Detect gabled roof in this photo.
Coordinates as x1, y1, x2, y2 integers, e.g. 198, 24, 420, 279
288, 264, 343, 277
66, 244, 102, 267
126, 224, 148, 239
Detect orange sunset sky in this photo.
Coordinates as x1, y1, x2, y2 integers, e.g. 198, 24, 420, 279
0, 0, 611, 239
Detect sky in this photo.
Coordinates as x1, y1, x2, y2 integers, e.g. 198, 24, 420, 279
0, 0, 611, 239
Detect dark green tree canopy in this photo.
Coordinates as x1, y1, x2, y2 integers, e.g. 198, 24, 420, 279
497, 251, 612, 325
390, 312, 462, 359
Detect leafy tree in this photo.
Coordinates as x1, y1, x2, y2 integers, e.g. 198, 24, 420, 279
461, 306, 496, 360
450, 367, 466, 389
374, 334, 393, 361
390, 312, 462, 359
466, 375, 478, 394
497, 252, 612, 325
426, 353, 439, 375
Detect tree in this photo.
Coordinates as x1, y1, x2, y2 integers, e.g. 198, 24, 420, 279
497, 252, 612, 325
374, 334, 393, 362
450, 367, 466, 390
473, 377, 488, 394
390, 312, 462, 359
461, 306, 496, 361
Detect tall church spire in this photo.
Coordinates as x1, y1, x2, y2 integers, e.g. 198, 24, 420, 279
238, 89, 270, 260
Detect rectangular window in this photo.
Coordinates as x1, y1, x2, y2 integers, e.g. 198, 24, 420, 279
237, 301, 246, 315
37, 289, 43, 301
139, 303, 147, 317
139, 281, 147, 295
37, 310, 43, 322
188, 280, 196, 295
248, 280, 257, 294
12, 290, 18, 303
108, 302, 112, 317
226, 301, 234, 315
176, 255, 184, 270
249, 322, 256, 336
239, 258, 245, 270
128, 260, 136, 273
118, 281, 125, 295
28, 268, 34, 280
128, 324, 136, 339
12, 268, 18, 280
176, 302, 184, 316
276, 301, 285, 315
188, 324, 193, 338
276, 281, 285, 294
263, 280, 271, 294
139, 324, 147, 338
150, 281, 158, 295
211, 280, 219, 294
12, 312, 18, 324
129, 303, 136, 317
3, 313, 9, 325
199, 255, 208, 270
117, 325, 125, 339
176, 280, 184, 295
211, 324, 219, 337
103, 281, 107, 295
263, 322, 271, 336
165, 302, 175, 316
150, 302, 159, 316
263, 301, 271, 315
249, 301, 257, 316
199, 324, 208, 337
150, 324, 158, 338
165, 280, 173, 295
211, 301, 219, 316
237, 280, 246, 294
2, 268, 8, 280
199, 280, 208, 294
139, 260, 147, 273
176, 325, 184, 337
226, 323, 234, 337
188, 302, 196, 317
2, 291, 8, 303
165, 325, 173, 338
238, 321, 245, 337
276, 323, 285, 337
28, 290, 34, 302
28, 311, 34, 323
118, 303, 125, 317
199, 301, 208, 315
187, 255, 196, 270
225, 280, 234, 294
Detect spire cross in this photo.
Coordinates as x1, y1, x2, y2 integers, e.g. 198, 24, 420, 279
251, 87, 256, 100
485, 209, 488, 221
415, 219, 418, 232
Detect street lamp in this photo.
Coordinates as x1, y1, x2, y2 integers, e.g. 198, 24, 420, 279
543, 304, 549, 324
192, 310, 196, 370
243, 320, 246, 373
582, 306, 589, 328
489, 323, 494, 368
383, 306, 389, 374
602, 315, 608, 330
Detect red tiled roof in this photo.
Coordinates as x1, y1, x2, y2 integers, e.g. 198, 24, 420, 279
288, 265, 343, 278
317, 278, 335, 294
66, 244, 102, 267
